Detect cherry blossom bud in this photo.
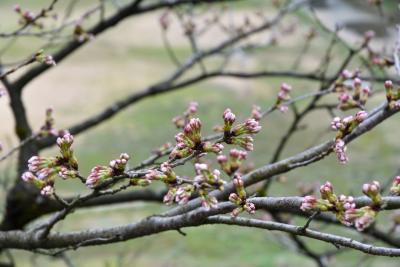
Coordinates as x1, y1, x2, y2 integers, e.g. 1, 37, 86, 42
40, 185, 54, 196
345, 206, 376, 231
28, 155, 57, 173
200, 191, 218, 211
14, 4, 21, 13
86, 165, 112, 188
362, 181, 381, 204
175, 184, 194, 205
223, 108, 236, 125
217, 155, 228, 164
390, 176, 400, 195
58, 167, 77, 179
279, 105, 289, 113
232, 118, 261, 136
195, 163, 208, 173
338, 195, 356, 210
229, 193, 241, 205
362, 86, 371, 95
320, 181, 334, 200
384, 80, 393, 90
231, 207, 242, 217
37, 167, 57, 180
334, 139, 348, 164
44, 55, 56, 66
57, 133, 74, 148
187, 101, 198, 114
21, 171, 36, 182
353, 78, 362, 88
251, 105, 262, 121
355, 111, 368, 123
230, 149, 247, 160
109, 153, 130, 172
330, 117, 343, 131
243, 201, 256, 214
163, 188, 176, 205
232, 136, 254, 151
145, 170, 163, 181
300, 195, 318, 211
202, 142, 224, 154
23, 11, 35, 21
184, 118, 202, 143
342, 116, 353, 125
341, 69, 353, 79
338, 92, 350, 103
280, 83, 292, 93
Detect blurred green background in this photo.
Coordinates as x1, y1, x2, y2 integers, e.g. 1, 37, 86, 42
0, 0, 399, 266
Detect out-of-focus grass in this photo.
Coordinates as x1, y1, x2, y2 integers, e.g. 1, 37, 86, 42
0, 1, 399, 267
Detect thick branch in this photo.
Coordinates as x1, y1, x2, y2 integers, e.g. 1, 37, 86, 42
206, 216, 400, 257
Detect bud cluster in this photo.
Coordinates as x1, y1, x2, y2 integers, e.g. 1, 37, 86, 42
141, 162, 184, 204
222, 108, 261, 151
86, 153, 130, 188
335, 75, 371, 110
194, 163, 225, 210
301, 180, 382, 231
21, 133, 79, 195
330, 111, 368, 164
362, 181, 382, 205
331, 111, 368, 138
229, 174, 255, 217
170, 118, 219, 159
217, 149, 247, 175
384, 80, 400, 110
345, 206, 377, 232
275, 83, 292, 113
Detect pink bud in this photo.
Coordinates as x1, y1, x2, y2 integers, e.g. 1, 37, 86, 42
13, 4, 21, 13
341, 69, 353, 79
217, 155, 228, 163
355, 111, 368, 122
40, 185, 54, 196
223, 108, 236, 124
279, 105, 289, 113
21, 171, 36, 182
384, 80, 393, 90
353, 78, 362, 87
195, 163, 208, 172
280, 83, 292, 93
362, 86, 371, 95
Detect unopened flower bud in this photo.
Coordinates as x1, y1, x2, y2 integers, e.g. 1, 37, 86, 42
40, 185, 54, 196
223, 108, 236, 125
355, 111, 368, 123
